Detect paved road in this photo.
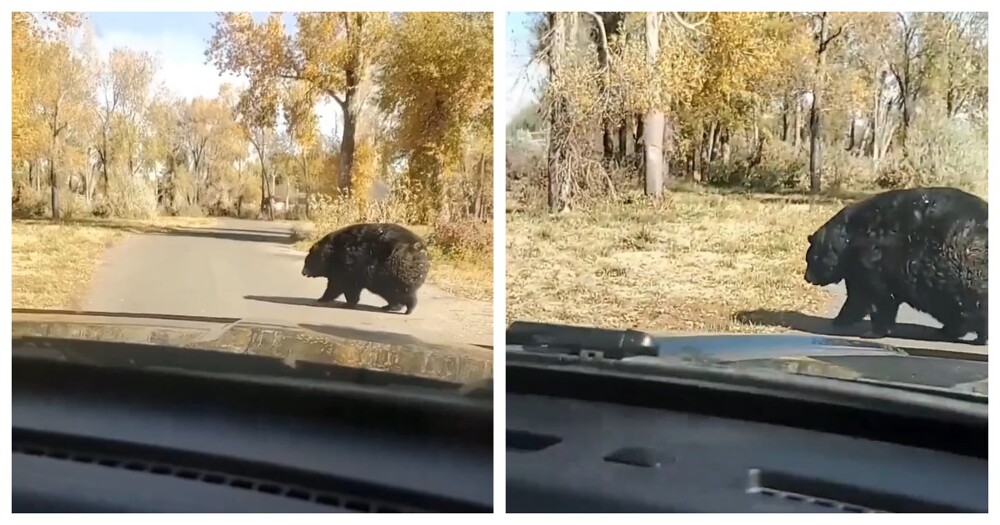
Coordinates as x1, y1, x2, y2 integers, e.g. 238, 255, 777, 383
811, 282, 988, 357
83, 218, 493, 348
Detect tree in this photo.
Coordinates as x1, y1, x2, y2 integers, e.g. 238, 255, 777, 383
35, 40, 92, 220
234, 81, 281, 220
206, 12, 392, 196
808, 12, 849, 193
282, 82, 322, 217
543, 12, 572, 213
12, 12, 83, 167
93, 48, 157, 194
640, 12, 709, 196
377, 12, 494, 221
923, 12, 987, 118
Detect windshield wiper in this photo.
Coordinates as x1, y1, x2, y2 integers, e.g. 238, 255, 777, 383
506, 321, 658, 359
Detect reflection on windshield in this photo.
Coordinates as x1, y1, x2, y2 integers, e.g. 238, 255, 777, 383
12, 11, 494, 385
12, 314, 493, 386
505, 10, 988, 397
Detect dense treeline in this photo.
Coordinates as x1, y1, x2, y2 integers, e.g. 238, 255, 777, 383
13, 12, 494, 230
506, 12, 987, 211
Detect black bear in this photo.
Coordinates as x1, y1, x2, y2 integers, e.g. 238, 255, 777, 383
302, 223, 431, 315
804, 187, 988, 344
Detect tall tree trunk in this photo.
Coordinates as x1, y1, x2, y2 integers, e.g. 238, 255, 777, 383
49, 161, 61, 221
781, 93, 790, 142
692, 126, 703, 182
793, 96, 802, 148
808, 12, 844, 194
592, 13, 615, 164
617, 119, 628, 162
546, 12, 571, 213
809, 89, 823, 193
872, 70, 883, 171
101, 132, 111, 196
268, 172, 276, 220
642, 12, 664, 197
602, 121, 615, 163
49, 132, 61, 221
707, 122, 718, 162
338, 68, 360, 196
720, 129, 731, 167
477, 151, 487, 220
633, 113, 644, 164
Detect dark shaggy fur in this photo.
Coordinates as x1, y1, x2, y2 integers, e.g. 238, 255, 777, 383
804, 187, 988, 344
302, 223, 431, 315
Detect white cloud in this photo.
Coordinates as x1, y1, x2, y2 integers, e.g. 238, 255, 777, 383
93, 29, 241, 101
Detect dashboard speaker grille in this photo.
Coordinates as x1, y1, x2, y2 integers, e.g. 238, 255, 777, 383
13, 442, 419, 512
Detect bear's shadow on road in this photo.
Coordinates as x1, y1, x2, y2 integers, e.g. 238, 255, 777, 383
244, 295, 400, 315
734, 309, 972, 345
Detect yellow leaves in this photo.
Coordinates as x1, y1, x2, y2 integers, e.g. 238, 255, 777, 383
12, 12, 87, 163
693, 12, 795, 125
209, 11, 392, 104
207, 11, 491, 220
282, 82, 320, 151
105, 48, 157, 112
377, 12, 493, 209
296, 13, 391, 90
351, 139, 381, 205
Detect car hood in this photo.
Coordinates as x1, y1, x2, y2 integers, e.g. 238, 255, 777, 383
12, 309, 493, 387
508, 333, 987, 397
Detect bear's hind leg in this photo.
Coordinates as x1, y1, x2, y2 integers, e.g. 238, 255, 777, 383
938, 321, 969, 343
400, 291, 418, 315
974, 319, 988, 345
868, 298, 900, 338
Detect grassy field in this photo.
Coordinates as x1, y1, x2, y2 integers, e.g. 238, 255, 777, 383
293, 223, 493, 303
506, 188, 851, 333
11, 216, 217, 309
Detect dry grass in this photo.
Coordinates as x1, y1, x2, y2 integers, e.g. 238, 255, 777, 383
424, 252, 493, 302
506, 189, 849, 333
11, 216, 218, 309
293, 223, 493, 302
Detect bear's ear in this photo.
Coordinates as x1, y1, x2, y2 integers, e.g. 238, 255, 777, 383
807, 233, 814, 243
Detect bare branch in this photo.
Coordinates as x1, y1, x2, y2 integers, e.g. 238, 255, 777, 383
822, 24, 847, 49
671, 12, 709, 33
582, 12, 609, 63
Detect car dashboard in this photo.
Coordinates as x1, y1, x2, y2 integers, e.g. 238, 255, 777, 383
12, 343, 493, 513
506, 357, 987, 513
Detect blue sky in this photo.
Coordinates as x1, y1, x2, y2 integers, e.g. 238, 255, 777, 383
505, 12, 544, 124
85, 12, 339, 136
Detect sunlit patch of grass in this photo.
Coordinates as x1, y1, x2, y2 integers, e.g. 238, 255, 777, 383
506, 189, 846, 333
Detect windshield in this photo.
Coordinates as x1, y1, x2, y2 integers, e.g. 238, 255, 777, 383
12, 11, 494, 387
505, 11, 987, 398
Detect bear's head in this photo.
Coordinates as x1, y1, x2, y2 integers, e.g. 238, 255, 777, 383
302, 240, 328, 278
804, 216, 850, 286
